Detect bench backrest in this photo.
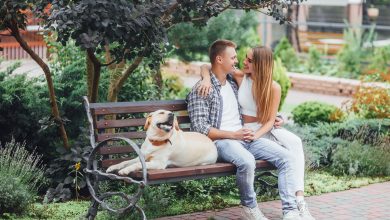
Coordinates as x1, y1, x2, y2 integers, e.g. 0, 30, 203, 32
83, 97, 190, 167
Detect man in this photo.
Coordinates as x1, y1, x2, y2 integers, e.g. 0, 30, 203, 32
187, 39, 302, 220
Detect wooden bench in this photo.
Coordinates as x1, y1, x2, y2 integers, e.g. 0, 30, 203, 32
83, 96, 276, 219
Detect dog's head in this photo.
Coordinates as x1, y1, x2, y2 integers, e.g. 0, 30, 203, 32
144, 110, 180, 140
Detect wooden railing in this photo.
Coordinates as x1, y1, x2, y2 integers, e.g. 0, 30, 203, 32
0, 41, 47, 60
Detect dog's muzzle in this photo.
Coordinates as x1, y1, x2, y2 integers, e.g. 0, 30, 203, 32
156, 113, 174, 132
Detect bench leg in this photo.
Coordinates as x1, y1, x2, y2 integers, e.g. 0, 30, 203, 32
86, 200, 99, 220
256, 171, 278, 191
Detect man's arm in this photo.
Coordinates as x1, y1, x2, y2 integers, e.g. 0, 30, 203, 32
208, 127, 251, 141
187, 87, 251, 141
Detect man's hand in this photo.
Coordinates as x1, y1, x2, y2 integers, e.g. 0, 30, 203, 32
233, 128, 254, 141
274, 116, 284, 128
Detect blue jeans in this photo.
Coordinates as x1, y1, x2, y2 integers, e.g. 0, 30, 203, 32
215, 138, 297, 213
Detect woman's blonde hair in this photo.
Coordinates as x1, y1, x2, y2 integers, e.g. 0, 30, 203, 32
251, 46, 274, 124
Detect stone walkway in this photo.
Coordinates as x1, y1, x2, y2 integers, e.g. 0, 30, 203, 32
156, 181, 390, 220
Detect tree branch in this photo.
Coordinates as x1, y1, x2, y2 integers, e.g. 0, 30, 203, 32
115, 56, 144, 92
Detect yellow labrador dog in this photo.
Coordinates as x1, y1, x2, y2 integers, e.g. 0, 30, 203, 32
106, 110, 218, 176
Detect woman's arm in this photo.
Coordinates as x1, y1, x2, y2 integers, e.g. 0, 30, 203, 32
247, 82, 281, 140
198, 64, 245, 96
232, 67, 244, 87
198, 64, 212, 97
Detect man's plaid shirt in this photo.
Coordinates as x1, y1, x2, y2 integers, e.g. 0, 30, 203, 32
186, 72, 243, 135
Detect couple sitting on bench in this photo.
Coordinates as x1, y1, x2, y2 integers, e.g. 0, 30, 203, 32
187, 39, 315, 220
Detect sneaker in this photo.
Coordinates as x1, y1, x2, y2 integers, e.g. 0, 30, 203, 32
297, 201, 315, 220
241, 206, 269, 220
283, 210, 302, 220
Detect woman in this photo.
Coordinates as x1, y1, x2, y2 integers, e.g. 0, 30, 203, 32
198, 46, 315, 220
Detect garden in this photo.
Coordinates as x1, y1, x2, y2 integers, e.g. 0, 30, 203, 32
0, 0, 389, 219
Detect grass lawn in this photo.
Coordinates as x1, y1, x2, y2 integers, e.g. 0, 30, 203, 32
11, 171, 390, 220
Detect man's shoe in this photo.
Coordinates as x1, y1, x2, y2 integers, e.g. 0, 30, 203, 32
297, 201, 316, 220
241, 206, 269, 220
283, 210, 302, 220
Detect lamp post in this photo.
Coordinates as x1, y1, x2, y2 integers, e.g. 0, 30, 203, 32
367, 6, 379, 23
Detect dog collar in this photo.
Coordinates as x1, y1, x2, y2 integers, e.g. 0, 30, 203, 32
148, 139, 172, 146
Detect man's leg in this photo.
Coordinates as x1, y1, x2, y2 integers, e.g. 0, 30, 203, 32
215, 139, 257, 208
247, 138, 297, 214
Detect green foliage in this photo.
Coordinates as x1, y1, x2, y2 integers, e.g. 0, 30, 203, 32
168, 10, 261, 62
0, 139, 46, 216
337, 25, 376, 78
0, 72, 54, 152
286, 118, 389, 169
306, 46, 322, 73
273, 58, 291, 110
273, 37, 299, 70
330, 141, 390, 176
291, 101, 343, 125
237, 46, 250, 69
161, 74, 191, 100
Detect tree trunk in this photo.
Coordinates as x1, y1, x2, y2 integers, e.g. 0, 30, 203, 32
9, 20, 69, 149
153, 66, 163, 99
87, 49, 101, 103
86, 51, 94, 101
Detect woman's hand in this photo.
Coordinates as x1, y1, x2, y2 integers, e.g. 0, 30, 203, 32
197, 64, 212, 97
197, 79, 212, 97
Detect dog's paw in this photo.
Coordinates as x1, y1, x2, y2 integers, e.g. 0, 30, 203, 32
106, 166, 118, 173
118, 168, 133, 176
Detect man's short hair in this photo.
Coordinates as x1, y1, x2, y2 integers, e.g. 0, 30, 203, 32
209, 39, 237, 64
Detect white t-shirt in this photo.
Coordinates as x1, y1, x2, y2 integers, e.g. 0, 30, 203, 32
219, 81, 242, 132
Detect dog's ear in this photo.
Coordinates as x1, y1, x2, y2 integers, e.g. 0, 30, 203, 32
144, 114, 152, 130
174, 117, 181, 131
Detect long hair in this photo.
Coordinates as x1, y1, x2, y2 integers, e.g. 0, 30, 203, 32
251, 46, 274, 124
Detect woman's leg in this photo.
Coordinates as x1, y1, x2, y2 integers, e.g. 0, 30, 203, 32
246, 138, 298, 214
271, 128, 305, 193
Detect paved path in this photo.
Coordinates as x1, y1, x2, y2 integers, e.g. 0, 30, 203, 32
156, 181, 390, 220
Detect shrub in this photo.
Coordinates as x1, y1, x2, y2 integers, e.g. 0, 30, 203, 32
0, 140, 46, 215
336, 26, 376, 78
286, 118, 389, 169
331, 141, 390, 176
349, 86, 390, 119
362, 45, 390, 83
273, 58, 291, 110
291, 101, 344, 126
273, 37, 299, 71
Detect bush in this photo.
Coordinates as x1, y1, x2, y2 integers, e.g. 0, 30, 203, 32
273, 58, 291, 110
0, 140, 46, 215
291, 101, 344, 125
273, 37, 299, 71
349, 86, 390, 119
330, 141, 390, 176
286, 118, 389, 169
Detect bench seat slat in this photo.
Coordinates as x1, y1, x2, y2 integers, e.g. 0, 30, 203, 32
101, 160, 273, 181
90, 100, 187, 115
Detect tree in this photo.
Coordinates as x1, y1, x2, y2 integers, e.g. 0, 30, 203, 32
49, 0, 304, 103
1, 0, 69, 148
168, 10, 261, 62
